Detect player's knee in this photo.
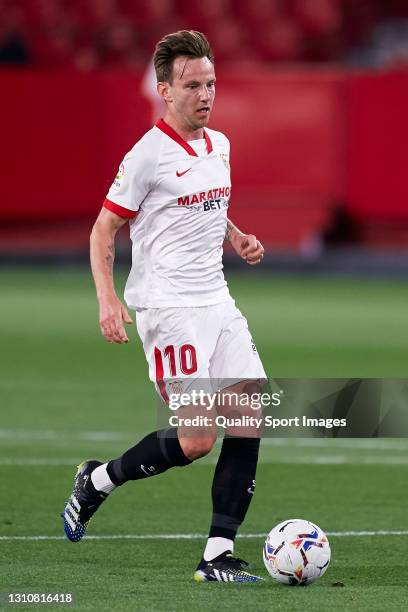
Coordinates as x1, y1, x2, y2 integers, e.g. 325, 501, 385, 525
181, 435, 216, 460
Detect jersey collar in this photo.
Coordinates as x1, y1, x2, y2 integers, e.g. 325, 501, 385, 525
156, 118, 213, 156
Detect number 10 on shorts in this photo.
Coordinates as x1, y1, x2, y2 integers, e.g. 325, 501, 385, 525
154, 344, 198, 377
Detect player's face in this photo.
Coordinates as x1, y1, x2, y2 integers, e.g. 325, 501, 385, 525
164, 56, 216, 131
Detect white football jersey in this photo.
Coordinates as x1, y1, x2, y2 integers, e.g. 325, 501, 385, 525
105, 119, 232, 309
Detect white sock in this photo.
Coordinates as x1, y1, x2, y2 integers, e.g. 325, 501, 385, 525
91, 463, 116, 494
203, 537, 234, 561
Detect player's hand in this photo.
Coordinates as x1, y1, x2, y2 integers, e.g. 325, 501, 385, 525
98, 295, 133, 344
232, 233, 264, 265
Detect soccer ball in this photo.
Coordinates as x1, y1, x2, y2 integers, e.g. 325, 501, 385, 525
263, 519, 331, 586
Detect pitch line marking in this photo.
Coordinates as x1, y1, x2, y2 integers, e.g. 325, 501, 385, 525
1, 456, 408, 466
1, 531, 408, 541
1, 429, 408, 451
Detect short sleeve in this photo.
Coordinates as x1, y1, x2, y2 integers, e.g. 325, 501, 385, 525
105, 145, 156, 217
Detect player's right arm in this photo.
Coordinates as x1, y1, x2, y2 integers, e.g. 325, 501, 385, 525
90, 207, 133, 344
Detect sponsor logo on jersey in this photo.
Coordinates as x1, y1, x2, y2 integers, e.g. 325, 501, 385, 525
200, 199, 228, 212
186, 198, 229, 214
178, 186, 230, 207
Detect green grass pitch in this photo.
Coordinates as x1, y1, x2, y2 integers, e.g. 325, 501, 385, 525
1, 267, 408, 611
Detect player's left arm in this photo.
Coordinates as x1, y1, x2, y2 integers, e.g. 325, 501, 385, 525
225, 218, 264, 265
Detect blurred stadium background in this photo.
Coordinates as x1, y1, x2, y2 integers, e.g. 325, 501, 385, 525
1, 3, 408, 607
2, 0, 408, 262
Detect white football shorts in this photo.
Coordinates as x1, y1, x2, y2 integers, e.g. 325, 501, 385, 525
135, 298, 267, 402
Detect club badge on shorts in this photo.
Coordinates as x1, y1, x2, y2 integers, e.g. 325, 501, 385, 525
168, 380, 184, 395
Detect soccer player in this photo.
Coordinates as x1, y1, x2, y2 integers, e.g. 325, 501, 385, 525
62, 30, 266, 583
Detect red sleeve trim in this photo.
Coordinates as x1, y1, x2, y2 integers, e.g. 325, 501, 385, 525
103, 198, 137, 219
